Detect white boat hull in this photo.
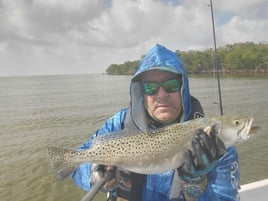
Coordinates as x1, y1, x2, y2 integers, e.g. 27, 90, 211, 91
240, 179, 268, 201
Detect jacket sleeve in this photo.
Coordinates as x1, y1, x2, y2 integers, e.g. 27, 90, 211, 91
197, 147, 240, 201
71, 109, 128, 191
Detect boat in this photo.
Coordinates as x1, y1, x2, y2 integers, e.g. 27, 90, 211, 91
240, 179, 268, 201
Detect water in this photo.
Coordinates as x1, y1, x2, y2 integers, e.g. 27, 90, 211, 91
0, 74, 267, 201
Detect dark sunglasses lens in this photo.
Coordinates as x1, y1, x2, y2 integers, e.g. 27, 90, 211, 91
143, 82, 159, 95
162, 79, 181, 92
142, 79, 181, 95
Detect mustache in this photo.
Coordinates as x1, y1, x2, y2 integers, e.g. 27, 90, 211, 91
153, 100, 182, 109
153, 101, 170, 106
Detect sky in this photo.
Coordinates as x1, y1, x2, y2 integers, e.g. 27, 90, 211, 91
0, 0, 267, 77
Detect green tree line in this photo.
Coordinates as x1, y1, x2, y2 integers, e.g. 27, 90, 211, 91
106, 42, 268, 75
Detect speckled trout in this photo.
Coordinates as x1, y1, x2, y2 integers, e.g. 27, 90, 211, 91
48, 116, 257, 180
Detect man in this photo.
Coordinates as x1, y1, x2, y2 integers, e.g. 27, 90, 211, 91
72, 44, 240, 201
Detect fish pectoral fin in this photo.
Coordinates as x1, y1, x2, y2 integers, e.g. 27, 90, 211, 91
47, 147, 76, 181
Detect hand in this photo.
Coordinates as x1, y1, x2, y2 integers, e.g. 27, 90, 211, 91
178, 125, 226, 182
90, 164, 120, 192
177, 126, 226, 199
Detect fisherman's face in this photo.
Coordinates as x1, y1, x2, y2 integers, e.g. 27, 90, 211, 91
141, 70, 182, 123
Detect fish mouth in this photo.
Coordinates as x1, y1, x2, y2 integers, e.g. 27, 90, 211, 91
238, 117, 254, 140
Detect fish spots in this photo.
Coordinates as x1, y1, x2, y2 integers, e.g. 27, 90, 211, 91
48, 116, 253, 177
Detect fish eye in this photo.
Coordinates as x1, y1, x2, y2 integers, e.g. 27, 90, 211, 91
234, 119, 240, 126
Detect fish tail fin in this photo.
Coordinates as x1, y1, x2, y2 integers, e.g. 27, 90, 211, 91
47, 147, 77, 181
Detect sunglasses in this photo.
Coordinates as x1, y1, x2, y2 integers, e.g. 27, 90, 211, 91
142, 79, 182, 95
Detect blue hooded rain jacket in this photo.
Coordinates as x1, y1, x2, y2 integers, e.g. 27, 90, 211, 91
72, 44, 240, 201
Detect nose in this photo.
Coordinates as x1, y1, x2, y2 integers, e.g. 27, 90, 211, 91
156, 86, 169, 97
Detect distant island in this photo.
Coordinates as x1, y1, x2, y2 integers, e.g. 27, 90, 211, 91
106, 42, 268, 75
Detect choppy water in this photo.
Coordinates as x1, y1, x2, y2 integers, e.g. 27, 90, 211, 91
0, 74, 267, 201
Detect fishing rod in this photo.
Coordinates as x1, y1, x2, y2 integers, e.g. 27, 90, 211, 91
80, 170, 114, 201
209, 0, 223, 116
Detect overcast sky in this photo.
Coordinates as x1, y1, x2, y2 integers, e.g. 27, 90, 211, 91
0, 0, 267, 77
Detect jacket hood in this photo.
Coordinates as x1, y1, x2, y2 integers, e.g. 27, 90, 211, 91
129, 44, 191, 132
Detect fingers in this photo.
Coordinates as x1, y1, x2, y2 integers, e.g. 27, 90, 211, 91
106, 166, 114, 171
178, 150, 196, 180
90, 164, 120, 192
210, 125, 226, 158
91, 164, 105, 186
105, 166, 118, 181
92, 164, 105, 172
198, 129, 217, 158
103, 171, 120, 191
91, 165, 116, 181
192, 129, 215, 170
103, 166, 120, 191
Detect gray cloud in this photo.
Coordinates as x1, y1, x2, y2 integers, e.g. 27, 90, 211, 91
0, 0, 267, 76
